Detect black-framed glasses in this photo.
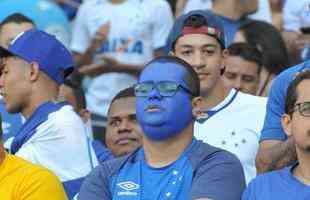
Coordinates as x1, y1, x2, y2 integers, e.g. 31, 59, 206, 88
134, 81, 194, 97
291, 101, 310, 117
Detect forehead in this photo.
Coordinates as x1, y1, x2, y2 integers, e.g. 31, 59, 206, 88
225, 56, 259, 74
175, 34, 220, 48
296, 80, 310, 101
109, 97, 136, 118
140, 61, 188, 84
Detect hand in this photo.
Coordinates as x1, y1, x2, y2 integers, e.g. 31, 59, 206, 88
78, 56, 119, 77
294, 33, 310, 51
91, 22, 110, 49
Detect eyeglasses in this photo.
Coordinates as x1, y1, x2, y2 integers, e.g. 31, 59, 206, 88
134, 81, 195, 97
291, 102, 310, 117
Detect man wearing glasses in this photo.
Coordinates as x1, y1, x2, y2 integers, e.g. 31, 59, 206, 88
243, 70, 310, 199
78, 56, 245, 200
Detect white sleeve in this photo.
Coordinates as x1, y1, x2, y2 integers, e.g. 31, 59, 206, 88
151, 1, 174, 50
283, 0, 304, 31
16, 109, 95, 182
70, 2, 92, 54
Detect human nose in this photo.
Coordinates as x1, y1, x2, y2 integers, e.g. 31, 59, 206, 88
233, 78, 243, 91
192, 51, 205, 71
118, 119, 132, 133
148, 85, 163, 99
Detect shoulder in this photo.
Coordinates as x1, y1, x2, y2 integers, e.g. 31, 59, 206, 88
50, 104, 84, 128
274, 61, 310, 87
190, 140, 243, 169
7, 154, 63, 186
236, 91, 267, 107
84, 153, 134, 185
245, 167, 288, 194
78, 153, 134, 199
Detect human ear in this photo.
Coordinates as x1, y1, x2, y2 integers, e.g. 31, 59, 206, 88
281, 114, 292, 137
191, 96, 205, 117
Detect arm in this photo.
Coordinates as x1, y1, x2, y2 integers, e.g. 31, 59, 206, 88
256, 66, 298, 173
191, 151, 245, 200
175, 0, 188, 17
74, 23, 110, 67
78, 165, 111, 200
255, 138, 297, 173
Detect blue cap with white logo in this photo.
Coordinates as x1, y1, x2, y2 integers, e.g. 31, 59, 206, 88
0, 29, 74, 85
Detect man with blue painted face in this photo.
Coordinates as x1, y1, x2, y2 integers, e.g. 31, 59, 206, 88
78, 56, 245, 200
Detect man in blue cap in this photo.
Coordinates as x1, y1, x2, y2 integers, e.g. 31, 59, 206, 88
0, 29, 99, 199
166, 10, 266, 184
78, 56, 245, 200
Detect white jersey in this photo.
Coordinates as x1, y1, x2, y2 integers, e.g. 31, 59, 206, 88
71, 0, 173, 117
194, 89, 267, 184
283, 0, 310, 31
15, 105, 98, 182
183, 0, 272, 23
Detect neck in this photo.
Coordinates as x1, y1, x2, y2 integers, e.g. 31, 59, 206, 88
212, 0, 244, 20
142, 123, 194, 168
0, 144, 5, 166
109, 0, 126, 4
294, 149, 310, 185
202, 79, 229, 110
21, 88, 58, 119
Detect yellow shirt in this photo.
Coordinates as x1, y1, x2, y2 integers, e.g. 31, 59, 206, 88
0, 153, 68, 200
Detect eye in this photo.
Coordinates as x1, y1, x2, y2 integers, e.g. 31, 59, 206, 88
202, 49, 215, 56
109, 119, 121, 127
242, 75, 255, 83
224, 72, 236, 79
180, 49, 193, 57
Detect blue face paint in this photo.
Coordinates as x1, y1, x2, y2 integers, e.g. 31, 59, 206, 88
136, 61, 194, 141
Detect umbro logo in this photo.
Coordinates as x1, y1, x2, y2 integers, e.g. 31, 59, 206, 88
117, 181, 140, 191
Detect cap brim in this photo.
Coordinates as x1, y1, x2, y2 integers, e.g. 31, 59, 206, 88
0, 46, 14, 58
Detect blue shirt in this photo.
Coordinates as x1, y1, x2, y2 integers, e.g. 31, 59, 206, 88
217, 15, 248, 47
260, 60, 310, 141
0, 0, 70, 47
0, 100, 23, 142
242, 164, 310, 199
78, 139, 246, 200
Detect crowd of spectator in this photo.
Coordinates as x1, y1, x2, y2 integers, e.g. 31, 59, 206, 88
0, 0, 310, 199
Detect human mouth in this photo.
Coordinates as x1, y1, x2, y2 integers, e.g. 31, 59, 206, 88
198, 73, 209, 80
115, 136, 138, 145
146, 105, 162, 112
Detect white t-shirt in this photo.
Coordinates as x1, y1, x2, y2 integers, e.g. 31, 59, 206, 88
71, 0, 173, 117
283, 0, 310, 31
194, 89, 267, 184
183, 0, 272, 23
15, 105, 98, 182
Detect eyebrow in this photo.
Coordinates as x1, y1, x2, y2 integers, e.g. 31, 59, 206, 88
179, 44, 217, 48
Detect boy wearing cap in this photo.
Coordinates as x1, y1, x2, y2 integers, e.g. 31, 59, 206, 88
0, 29, 99, 199
0, 115, 68, 200
78, 56, 245, 200
167, 10, 267, 184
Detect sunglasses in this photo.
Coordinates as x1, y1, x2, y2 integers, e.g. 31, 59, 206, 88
291, 101, 310, 117
134, 81, 194, 97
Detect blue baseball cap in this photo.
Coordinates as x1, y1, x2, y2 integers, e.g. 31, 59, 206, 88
166, 10, 226, 53
0, 29, 74, 85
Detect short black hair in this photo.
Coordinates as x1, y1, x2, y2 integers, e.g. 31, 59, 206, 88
238, 20, 290, 75
0, 13, 35, 29
63, 78, 86, 110
108, 87, 136, 114
227, 42, 263, 74
144, 56, 200, 97
285, 70, 310, 115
